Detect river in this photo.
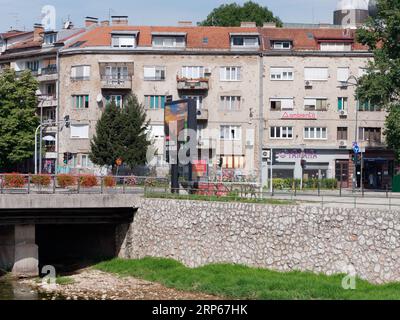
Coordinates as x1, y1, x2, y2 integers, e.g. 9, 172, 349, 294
0, 276, 46, 300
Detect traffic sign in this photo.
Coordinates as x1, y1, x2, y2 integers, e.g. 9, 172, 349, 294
353, 143, 360, 154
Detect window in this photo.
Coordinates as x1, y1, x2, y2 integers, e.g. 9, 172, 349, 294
304, 67, 329, 81
46, 83, 56, 96
145, 95, 170, 109
270, 98, 294, 111
220, 125, 241, 140
220, 96, 241, 111
304, 127, 327, 140
203, 37, 208, 44
272, 41, 292, 49
152, 36, 185, 48
270, 126, 293, 139
359, 127, 381, 143
358, 101, 382, 111
26, 60, 39, 72
144, 66, 166, 81
270, 67, 294, 81
337, 67, 349, 82
80, 154, 93, 168
181, 66, 205, 79
70, 124, 89, 139
71, 65, 91, 80
231, 36, 259, 47
182, 95, 204, 110
338, 97, 348, 110
44, 33, 57, 45
304, 98, 328, 111
221, 155, 245, 169
220, 67, 241, 81
337, 127, 348, 140
105, 95, 123, 108
104, 66, 129, 83
43, 108, 56, 122
112, 35, 136, 48
73, 95, 89, 109
320, 42, 352, 51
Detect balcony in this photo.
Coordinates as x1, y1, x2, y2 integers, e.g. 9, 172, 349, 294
38, 95, 57, 107
37, 65, 58, 81
177, 76, 209, 91
101, 76, 132, 89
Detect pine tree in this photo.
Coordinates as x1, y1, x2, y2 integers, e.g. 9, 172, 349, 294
90, 101, 122, 169
119, 95, 151, 169
0, 69, 39, 170
90, 94, 151, 171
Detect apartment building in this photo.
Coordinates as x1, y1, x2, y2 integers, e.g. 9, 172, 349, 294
2, 13, 390, 188
0, 23, 85, 173
57, 17, 262, 178
260, 27, 392, 189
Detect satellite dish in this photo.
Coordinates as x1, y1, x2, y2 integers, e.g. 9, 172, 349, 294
64, 21, 72, 29
96, 94, 104, 103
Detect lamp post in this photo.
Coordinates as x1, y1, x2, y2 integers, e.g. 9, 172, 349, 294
338, 75, 360, 191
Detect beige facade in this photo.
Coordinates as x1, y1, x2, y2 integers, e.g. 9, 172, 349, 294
58, 51, 262, 177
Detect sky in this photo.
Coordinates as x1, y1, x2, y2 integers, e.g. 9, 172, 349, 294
0, 0, 339, 32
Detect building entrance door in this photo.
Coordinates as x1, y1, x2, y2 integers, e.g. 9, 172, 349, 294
335, 160, 349, 188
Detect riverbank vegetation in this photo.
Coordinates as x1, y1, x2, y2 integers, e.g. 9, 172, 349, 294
95, 258, 400, 300
144, 192, 295, 205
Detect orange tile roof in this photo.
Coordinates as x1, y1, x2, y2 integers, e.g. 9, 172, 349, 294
68, 25, 259, 49
68, 25, 369, 52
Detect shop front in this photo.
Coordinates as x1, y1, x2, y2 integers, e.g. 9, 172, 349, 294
361, 149, 395, 190
266, 148, 351, 185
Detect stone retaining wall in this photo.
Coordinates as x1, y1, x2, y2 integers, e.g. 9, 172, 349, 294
118, 198, 400, 284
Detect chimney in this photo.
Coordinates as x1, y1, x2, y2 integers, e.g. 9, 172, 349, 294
101, 20, 110, 27
33, 23, 44, 42
263, 22, 276, 28
111, 16, 128, 25
240, 21, 256, 28
178, 21, 193, 27
85, 16, 98, 28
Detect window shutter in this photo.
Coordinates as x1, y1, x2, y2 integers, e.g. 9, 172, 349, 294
144, 67, 156, 79
337, 68, 349, 82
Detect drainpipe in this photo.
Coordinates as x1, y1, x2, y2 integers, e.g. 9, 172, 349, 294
258, 52, 264, 192
56, 50, 60, 174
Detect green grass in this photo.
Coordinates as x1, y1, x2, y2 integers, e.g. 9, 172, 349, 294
144, 192, 296, 206
95, 258, 400, 300
36, 276, 74, 285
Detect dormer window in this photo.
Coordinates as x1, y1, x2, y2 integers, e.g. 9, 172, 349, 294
111, 31, 138, 48
230, 34, 259, 48
320, 42, 352, 52
272, 41, 292, 50
152, 33, 186, 48
44, 33, 57, 45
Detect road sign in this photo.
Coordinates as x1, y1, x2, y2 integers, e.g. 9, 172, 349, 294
353, 143, 360, 154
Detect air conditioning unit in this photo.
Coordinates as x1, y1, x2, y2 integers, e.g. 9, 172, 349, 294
246, 140, 254, 147
339, 109, 348, 117
262, 150, 271, 159
204, 68, 211, 75
305, 80, 312, 88
339, 81, 348, 89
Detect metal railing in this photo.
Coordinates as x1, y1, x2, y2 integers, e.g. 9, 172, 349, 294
0, 174, 168, 195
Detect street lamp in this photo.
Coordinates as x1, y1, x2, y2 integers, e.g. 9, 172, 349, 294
338, 75, 360, 191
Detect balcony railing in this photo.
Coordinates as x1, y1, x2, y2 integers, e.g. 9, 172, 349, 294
41, 64, 57, 75
177, 76, 209, 90
38, 95, 57, 107
101, 75, 132, 89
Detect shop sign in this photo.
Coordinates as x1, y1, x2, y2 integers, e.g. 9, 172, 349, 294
277, 149, 318, 160
281, 112, 317, 120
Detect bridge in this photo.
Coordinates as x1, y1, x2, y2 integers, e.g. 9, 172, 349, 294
0, 194, 140, 277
